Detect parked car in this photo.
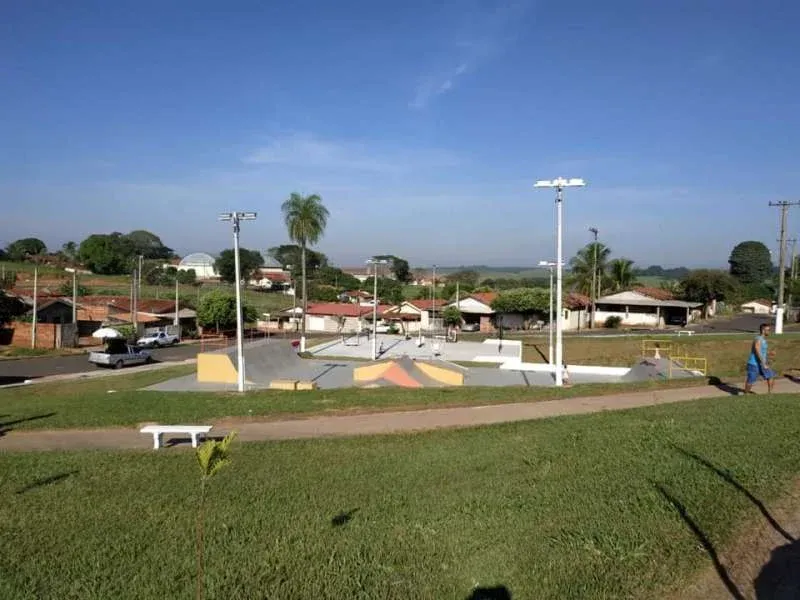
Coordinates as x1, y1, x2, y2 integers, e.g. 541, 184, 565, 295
89, 338, 152, 369
461, 323, 480, 332
136, 331, 180, 348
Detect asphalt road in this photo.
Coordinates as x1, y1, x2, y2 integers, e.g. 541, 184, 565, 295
0, 344, 201, 386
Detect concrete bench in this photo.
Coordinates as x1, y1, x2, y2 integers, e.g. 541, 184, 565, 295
677, 330, 695, 336
270, 379, 298, 390
140, 425, 213, 449
296, 380, 318, 391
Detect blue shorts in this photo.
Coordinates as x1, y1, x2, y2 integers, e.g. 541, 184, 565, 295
746, 363, 775, 384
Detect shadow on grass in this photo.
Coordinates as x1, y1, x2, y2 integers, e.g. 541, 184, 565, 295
707, 376, 742, 396
16, 470, 78, 494
331, 508, 359, 527
465, 585, 512, 599
671, 444, 794, 543
0, 412, 57, 437
755, 539, 800, 599
655, 483, 746, 600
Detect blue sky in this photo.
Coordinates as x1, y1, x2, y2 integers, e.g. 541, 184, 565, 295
2, 0, 799, 268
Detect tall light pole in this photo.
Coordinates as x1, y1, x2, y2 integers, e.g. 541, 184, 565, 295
219, 211, 257, 392
534, 177, 586, 386
366, 258, 388, 360
538, 260, 558, 365
769, 200, 799, 333
286, 264, 297, 332
432, 264, 437, 335
589, 227, 599, 329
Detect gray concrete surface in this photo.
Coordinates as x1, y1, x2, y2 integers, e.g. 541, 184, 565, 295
307, 335, 522, 363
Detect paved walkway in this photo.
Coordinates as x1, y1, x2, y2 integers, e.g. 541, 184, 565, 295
2, 379, 798, 452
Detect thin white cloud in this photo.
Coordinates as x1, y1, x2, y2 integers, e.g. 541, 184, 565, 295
409, 1, 533, 109
242, 132, 460, 174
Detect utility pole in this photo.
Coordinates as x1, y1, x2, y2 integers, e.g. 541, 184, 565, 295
31, 267, 38, 349
138, 255, 144, 295
432, 264, 437, 336
769, 200, 800, 334
786, 238, 797, 317
72, 268, 78, 324
174, 277, 180, 327
589, 227, 598, 328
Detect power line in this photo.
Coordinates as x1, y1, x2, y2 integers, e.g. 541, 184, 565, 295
769, 200, 800, 333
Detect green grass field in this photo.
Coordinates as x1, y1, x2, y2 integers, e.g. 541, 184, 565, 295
0, 364, 712, 431
2, 394, 800, 598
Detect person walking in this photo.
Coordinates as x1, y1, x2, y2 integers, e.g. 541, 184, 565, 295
744, 323, 776, 394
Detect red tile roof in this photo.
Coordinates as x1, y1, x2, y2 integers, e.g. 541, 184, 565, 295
305, 303, 374, 317
468, 292, 498, 306
258, 270, 290, 282
633, 287, 675, 301
407, 299, 448, 311
746, 298, 772, 307
77, 296, 176, 314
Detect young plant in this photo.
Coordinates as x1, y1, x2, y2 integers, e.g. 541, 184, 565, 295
195, 431, 237, 600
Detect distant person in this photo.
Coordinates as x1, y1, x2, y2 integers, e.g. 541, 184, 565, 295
744, 323, 775, 394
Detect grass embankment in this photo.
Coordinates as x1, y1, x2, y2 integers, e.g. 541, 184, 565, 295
0, 365, 713, 431
2, 395, 800, 598
0, 347, 84, 359
519, 334, 799, 377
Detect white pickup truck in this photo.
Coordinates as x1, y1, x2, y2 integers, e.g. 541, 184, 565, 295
89, 340, 152, 369
136, 331, 180, 348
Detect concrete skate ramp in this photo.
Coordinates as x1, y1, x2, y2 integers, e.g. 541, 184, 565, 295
196, 339, 359, 389
354, 355, 464, 388
620, 358, 701, 382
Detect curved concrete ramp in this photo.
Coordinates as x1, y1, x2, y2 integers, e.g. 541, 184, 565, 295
354, 355, 465, 388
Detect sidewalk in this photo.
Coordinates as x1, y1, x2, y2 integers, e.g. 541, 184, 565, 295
1, 378, 798, 452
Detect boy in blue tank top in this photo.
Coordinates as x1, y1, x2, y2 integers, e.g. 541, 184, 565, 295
744, 323, 775, 394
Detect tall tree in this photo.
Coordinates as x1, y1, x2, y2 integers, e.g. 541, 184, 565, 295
608, 258, 637, 291
5, 238, 47, 261
61, 241, 79, 263
281, 193, 329, 351
728, 241, 772, 285
372, 255, 412, 283
214, 248, 264, 284
267, 244, 328, 273
568, 242, 612, 295
680, 269, 739, 317
125, 230, 173, 260
78, 233, 135, 274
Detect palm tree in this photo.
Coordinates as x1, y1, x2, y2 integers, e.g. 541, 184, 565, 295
608, 258, 638, 291
568, 242, 612, 295
281, 193, 329, 351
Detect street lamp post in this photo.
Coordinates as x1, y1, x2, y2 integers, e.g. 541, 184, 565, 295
366, 258, 388, 360
534, 177, 587, 386
219, 211, 257, 393
538, 260, 559, 365
589, 227, 599, 329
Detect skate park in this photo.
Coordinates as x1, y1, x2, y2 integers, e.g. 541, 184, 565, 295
146, 334, 706, 392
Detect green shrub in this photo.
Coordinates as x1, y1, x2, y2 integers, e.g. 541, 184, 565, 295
604, 316, 622, 329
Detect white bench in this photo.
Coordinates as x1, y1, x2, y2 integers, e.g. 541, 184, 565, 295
139, 425, 213, 449
677, 330, 695, 336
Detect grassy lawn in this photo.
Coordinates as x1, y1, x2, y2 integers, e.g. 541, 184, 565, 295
518, 334, 799, 377
0, 364, 722, 431
2, 395, 800, 598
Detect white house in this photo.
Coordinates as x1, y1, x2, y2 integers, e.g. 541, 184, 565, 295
280, 302, 396, 333
250, 268, 291, 290
383, 299, 449, 333
594, 288, 702, 328
740, 299, 773, 315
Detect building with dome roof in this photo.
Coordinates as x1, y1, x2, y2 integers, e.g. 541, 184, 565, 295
177, 252, 218, 280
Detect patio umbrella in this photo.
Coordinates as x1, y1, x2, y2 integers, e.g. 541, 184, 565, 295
92, 327, 122, 339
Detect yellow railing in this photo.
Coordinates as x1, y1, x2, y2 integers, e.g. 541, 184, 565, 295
669, 356, 708, 377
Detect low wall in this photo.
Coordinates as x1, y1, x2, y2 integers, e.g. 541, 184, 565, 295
499, 361, 630, 376
0, 322, 78, 349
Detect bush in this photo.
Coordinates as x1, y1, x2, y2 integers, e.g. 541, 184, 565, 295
604, 316, 622, 329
